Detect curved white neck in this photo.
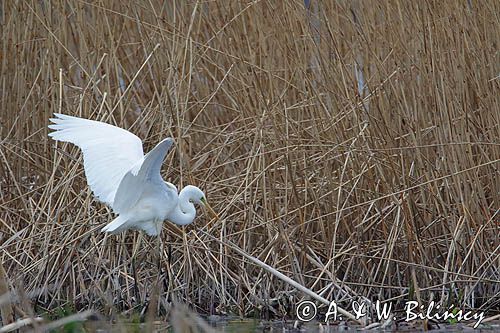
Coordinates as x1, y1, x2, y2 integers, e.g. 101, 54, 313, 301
167, 189, 196, 225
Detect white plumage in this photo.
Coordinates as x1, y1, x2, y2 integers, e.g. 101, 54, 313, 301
48, 113, 217, 236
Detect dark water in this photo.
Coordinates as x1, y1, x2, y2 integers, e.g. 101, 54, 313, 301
207, 317, 500, 333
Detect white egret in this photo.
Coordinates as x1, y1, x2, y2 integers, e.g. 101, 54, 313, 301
48, 113, 217, 236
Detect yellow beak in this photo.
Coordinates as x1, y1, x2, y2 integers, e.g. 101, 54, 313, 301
200, 198, 219, 223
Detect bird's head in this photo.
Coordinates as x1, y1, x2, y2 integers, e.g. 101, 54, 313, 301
183, 185, 218, 220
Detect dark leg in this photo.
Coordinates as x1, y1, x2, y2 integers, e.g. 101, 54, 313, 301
131, 233, 143, 303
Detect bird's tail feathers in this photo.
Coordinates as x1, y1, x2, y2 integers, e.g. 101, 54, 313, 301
101, 215, 129, 234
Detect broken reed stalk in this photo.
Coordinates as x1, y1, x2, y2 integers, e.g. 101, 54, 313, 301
0, 0, 499, 323
0, 317, 44, 333
200, 230, 360, 324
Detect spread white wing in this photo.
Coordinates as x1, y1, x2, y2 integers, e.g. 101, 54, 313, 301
112, 138, 174, 214
48, 113, 144, 207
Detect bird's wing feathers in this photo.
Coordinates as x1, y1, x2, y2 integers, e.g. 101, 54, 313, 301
48, 113, 144, 207
112, 138, 174, 214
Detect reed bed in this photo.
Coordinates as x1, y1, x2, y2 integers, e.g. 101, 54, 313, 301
1, 0, 499, 327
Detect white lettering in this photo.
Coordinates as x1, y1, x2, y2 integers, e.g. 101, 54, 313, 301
375, 300, 392, 320
405, 301, 419, 322
324, 301, 338, 322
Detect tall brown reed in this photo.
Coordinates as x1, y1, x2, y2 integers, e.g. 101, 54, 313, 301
1, 0, 499, 322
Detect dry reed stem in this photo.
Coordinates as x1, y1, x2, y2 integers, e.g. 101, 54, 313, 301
0, 264, 13, 325
200, 230, 360, 323
0, 0, 499, 324
0, 317, 44, 333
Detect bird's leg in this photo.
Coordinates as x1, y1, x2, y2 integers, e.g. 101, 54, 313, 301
154, 219, 163, 271
150, 221, 162, 320
131, 232, 143, 304
156, 234, 161, 271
